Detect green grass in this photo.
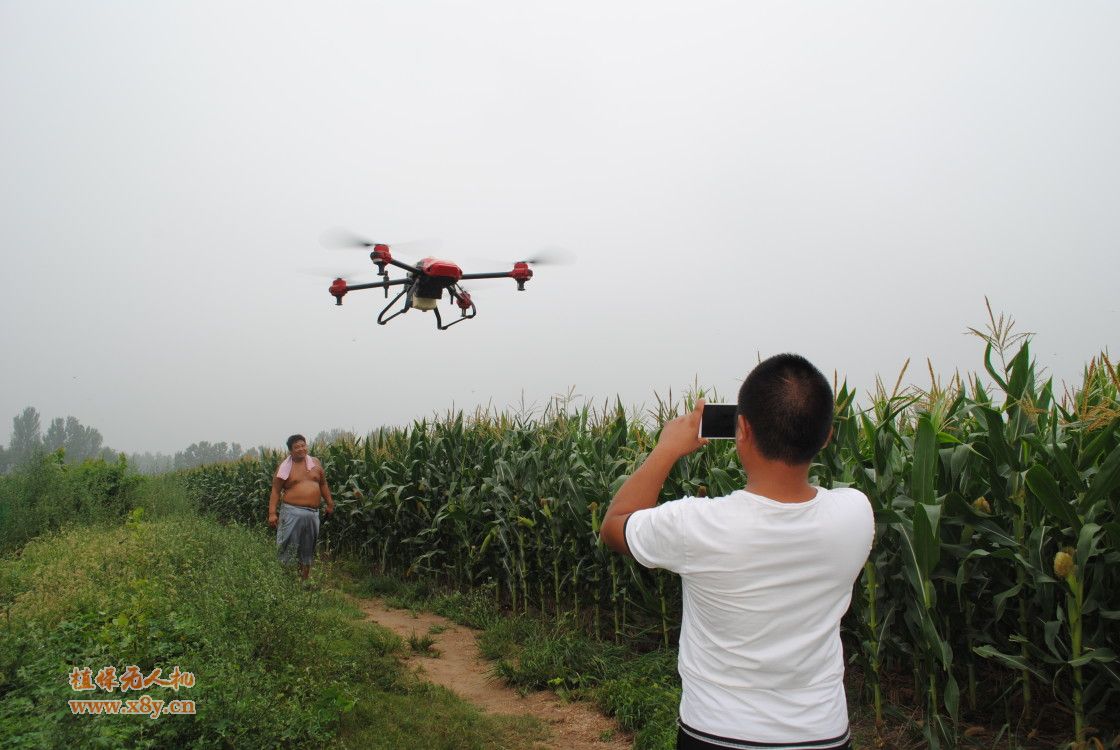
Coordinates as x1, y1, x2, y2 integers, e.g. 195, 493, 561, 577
407, 632, 440, 656
336, 683, 546, 750
480, 616, 677, 749
0, 501, 545, 749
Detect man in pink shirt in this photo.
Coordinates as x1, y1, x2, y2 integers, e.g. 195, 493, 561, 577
269, 434, 334, 581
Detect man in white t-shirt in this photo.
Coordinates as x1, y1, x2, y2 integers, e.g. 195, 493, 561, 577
600, 354, 873, 750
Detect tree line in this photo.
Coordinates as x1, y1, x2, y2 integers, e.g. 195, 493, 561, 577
0, 406, 256, 473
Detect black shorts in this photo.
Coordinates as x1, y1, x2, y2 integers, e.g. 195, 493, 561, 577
677, 720, 852, 750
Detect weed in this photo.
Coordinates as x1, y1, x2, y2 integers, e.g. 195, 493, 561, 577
408, 632, 440, 656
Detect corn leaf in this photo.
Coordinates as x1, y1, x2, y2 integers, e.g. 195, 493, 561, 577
1025, 464, 1080, 532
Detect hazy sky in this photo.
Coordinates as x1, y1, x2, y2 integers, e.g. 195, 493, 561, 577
2, 2, 1117, 455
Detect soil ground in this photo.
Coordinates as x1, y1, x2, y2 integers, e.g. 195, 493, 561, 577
358, 597, 634, 750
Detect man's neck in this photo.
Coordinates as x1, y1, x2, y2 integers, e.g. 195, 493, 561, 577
743, 459, 815, 503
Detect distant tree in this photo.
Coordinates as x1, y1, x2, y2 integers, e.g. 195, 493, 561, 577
128, 452, 175, 474
313, 429, 357, 447
175, 442, 210, 470
9, 407, 43, 465
173, 441, 244, 470
44, 418, 66, 452
0, 444, 9, 474
63, 416, 104, 463
37, 415, 105, 463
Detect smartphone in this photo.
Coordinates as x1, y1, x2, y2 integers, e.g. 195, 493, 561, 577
699, 403, 738, 439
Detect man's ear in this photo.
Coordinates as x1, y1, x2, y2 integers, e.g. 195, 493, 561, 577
736, 414, 750, 444
821, 425, 834, 450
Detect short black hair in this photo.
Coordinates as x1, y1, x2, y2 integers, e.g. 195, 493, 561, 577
286, 434, 306, 450
737, 354, 833, 465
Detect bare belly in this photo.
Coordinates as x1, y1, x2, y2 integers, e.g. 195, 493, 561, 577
283, 479, 321, 508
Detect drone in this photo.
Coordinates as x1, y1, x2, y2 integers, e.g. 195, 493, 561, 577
322, 232, 567, 330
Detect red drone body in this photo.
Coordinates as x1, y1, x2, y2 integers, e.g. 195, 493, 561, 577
419, 258, 463, 281
325, 236, 546, 330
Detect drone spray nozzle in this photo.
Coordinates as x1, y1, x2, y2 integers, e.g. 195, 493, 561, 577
367, 261, 389, 296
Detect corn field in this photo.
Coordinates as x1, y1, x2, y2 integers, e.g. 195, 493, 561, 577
186, 327, 1119, 748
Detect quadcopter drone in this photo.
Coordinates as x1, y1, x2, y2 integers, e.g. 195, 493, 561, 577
323, 233, 565, 330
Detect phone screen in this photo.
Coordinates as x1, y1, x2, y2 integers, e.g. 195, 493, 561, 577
699, 403, 737, 439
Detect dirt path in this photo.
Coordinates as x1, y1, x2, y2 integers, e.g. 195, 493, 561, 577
358, 598, 632, 750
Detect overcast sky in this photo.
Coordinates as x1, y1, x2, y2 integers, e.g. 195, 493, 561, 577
1, 1, 1117, 455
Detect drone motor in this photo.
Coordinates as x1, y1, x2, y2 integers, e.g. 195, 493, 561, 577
329, 278, 348, 305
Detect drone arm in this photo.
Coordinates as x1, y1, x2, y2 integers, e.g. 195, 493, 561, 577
345, 278, 412, 292
386, 258, 420, 274
459, 271, 512, 280
462, 263, 532, 290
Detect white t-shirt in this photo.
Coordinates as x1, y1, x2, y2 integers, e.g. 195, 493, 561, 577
625, 486, 873, 745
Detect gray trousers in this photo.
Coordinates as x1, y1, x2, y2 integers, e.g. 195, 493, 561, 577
276, 504, 319, 566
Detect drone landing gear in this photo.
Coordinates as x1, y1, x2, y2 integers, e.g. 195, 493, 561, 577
434, 306, 475, 330
438, 287, 476, 330
377, 288, 411, 326
375, 287, 477, 330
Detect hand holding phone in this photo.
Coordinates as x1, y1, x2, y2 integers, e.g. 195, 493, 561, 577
653, 399, 709, 459
699, 403, 737, 440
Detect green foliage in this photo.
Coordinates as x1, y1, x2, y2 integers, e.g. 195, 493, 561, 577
594, 649, 680, 750
131, 474, 198, 520
0, 452, 141, 554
